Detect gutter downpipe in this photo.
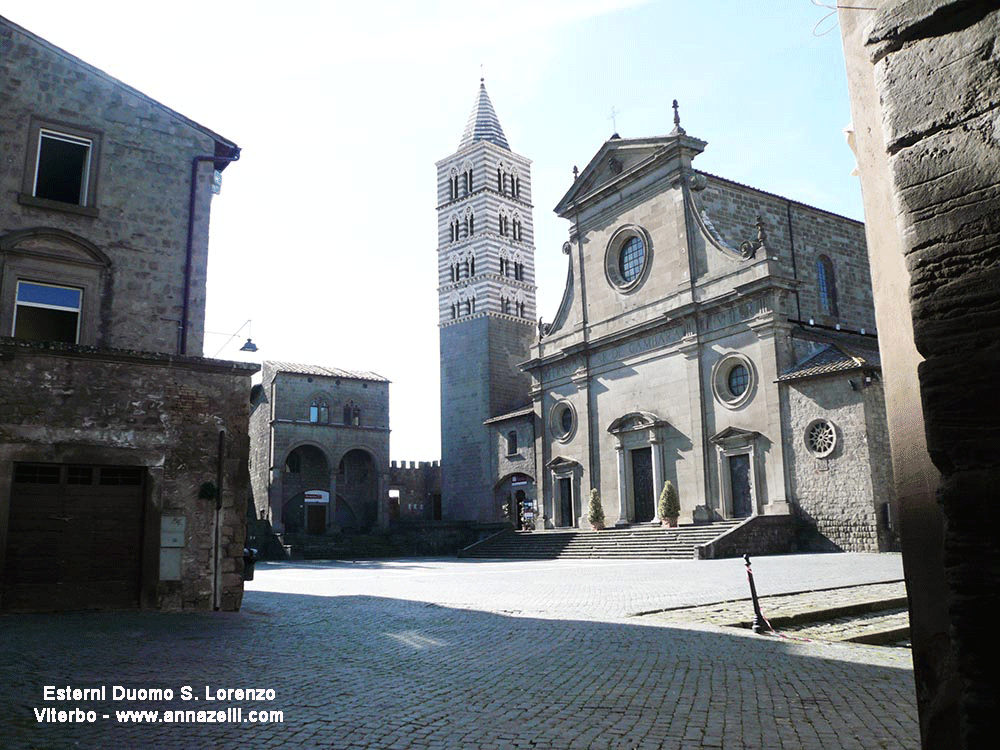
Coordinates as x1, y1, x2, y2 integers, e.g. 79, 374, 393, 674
180, 149, 241, 355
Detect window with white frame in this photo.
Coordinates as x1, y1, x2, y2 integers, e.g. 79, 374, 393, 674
13, 280, 83, 343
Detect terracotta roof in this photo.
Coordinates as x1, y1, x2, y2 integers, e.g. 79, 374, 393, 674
484, 405, 534, 425
458, 80, 509, 151
777, 344, 880, 382
266, 361, 388, 383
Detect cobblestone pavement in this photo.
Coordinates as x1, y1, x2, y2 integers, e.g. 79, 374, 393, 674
0, 554, 918, 749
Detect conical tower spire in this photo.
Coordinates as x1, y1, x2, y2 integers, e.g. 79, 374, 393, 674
458, 78, 509, 151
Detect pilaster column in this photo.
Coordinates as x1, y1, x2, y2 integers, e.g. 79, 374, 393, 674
615, 444, 628, 526
650, 437, 663, 524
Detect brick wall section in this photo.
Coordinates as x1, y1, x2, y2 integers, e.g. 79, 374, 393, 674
0, 18, 227, 355
0, 339, 255, 611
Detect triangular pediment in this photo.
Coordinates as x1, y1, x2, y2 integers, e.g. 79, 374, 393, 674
710, 426, 760, 445
555, 133, 706, 217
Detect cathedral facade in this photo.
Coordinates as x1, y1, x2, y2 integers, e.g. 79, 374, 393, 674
438, 87, 894, 552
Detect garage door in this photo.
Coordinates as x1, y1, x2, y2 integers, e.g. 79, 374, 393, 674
2, 463, 145, 611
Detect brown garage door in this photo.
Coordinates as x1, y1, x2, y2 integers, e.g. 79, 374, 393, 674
2, 463, 145, 611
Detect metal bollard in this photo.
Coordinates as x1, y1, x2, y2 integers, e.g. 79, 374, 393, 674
744, 553, 771, 634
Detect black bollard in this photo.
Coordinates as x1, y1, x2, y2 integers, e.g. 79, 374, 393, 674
744, 553, 771, 634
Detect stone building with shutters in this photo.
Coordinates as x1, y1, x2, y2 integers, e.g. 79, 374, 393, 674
439, 83, 895, 552
248, 361, 390, 535
0, 15, 256, 611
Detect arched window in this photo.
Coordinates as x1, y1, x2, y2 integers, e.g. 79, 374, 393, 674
310, 399, 328, 423
499, 256, 508, 276
817, 255, 839, 317
451, 303, 456, 319
465, 168, 473, 194
449, 171, 459, 201
507, 430, 518, 455
497, 167, 504, 193
514, 261, 523, 281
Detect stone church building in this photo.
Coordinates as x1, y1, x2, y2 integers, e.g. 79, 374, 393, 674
438, 85, 894, 553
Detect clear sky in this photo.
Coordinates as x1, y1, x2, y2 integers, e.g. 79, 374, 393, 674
4, 0, 863, 462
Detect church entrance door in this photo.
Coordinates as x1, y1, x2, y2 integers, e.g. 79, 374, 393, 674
729, 454, 753, 518
631, 447, 654, 522
558, 477, 573, 527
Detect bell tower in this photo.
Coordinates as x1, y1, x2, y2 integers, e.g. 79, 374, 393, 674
436, 80, 536, 520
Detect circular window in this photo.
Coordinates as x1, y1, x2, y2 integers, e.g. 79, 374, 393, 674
549, 401, 576, 442
727, 364, 749, 397
711, 353, 756, 409
619, 236, 645, 283
605, 226, 652, 292
805, 419, 837, 458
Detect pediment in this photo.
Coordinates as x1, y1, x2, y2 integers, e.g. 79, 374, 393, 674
710, 426, 760, 445
608, 411, 666, 435
546, 456, 580, 471
1, 228, 110, 268
554, 133, 706, 217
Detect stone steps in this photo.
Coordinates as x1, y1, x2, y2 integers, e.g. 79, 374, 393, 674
460, 521, 743, 560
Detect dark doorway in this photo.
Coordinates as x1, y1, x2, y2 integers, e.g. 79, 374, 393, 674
558, 477, 573, 527
514, 490, 526, 531
729, 454, 753, 518
306, 504, 326, 535
3, 463, 145, 611
631, 447, 654, 522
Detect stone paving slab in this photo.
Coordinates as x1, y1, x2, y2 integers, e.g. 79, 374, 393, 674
0, 554, 918, 749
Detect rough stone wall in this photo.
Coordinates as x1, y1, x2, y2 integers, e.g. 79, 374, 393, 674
0, 341, 255, 611
783, 374, 883, 552
863, 3, 1000, 745
388, 461, 441, 520
696, 176, 875, 331
248, 385, 271, 520
0, 18, 225, 355
492, 414, 535, 485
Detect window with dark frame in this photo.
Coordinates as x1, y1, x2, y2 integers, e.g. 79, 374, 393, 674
507, 430, 518, 455
619, 236, 645, 283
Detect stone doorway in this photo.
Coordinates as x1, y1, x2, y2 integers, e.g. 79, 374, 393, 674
306, 504, 326, 535
729, 454, 752, 518
631, 447, 655, 522
558, 477, 573, 527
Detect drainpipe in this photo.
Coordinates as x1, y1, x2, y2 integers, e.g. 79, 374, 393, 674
213, 429, 226, 611
180, 149, 241, 355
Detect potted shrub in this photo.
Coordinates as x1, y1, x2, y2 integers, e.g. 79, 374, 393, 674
658, 481, 680, 527
587, 488, 605, 530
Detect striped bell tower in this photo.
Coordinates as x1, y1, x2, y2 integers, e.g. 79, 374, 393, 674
435, 80, 537, 521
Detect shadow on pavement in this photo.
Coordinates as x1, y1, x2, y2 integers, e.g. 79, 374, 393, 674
0, 588, 918, 750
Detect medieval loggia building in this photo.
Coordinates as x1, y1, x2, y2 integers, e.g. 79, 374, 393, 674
439, 85, 896, 553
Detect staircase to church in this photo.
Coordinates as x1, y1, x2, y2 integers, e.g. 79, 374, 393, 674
458, 520, 743, 560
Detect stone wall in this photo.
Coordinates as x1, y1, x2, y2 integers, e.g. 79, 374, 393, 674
857, 3, 1000, 745
389, 460, 441, 521
0, 18, 232, 356
782, 373, 887, 552
0, 339, 256, 611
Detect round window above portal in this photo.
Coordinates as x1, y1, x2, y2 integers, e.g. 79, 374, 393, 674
605, 225, 652, 292
549, 400, 576, 442
711, 353, 756, 409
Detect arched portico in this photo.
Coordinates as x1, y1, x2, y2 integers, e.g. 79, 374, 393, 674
494, 472, 535, 529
